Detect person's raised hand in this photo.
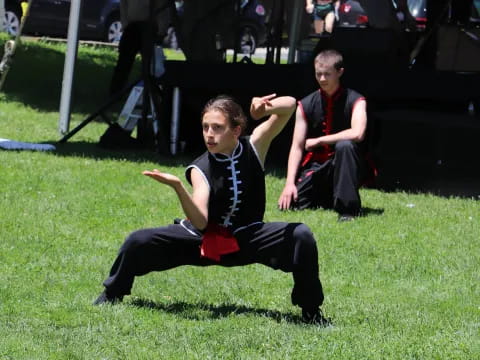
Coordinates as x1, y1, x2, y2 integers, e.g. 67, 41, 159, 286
143, 169, 181, 188
250, 93, 276, 121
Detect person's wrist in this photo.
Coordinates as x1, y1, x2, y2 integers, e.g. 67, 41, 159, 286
172, 181, 183, 192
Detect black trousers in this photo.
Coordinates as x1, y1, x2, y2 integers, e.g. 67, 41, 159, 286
103, 221, 324, 311
109, 21, 153, 96
295, 140, 364, 215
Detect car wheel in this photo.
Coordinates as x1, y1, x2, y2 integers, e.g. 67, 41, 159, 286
4, 9, 21, 36
105, 16, 122, 43
237, 26, 257, 55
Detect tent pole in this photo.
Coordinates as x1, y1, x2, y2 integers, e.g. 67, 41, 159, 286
58, 0, 82, 135
287, 0, 302, 64
0, 0, 5, 32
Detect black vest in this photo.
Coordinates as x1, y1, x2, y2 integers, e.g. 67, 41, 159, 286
186, 137, 266, 231
299, 87, 365, 139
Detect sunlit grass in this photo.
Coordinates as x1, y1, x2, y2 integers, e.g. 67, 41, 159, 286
0, 35, 479, 359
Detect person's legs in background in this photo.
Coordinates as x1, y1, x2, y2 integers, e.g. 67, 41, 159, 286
109, 22, 143, 96
323, 11, 336, 33
313, 18, 325, 33
332, 140, 364, 219
294, 161, 334, 210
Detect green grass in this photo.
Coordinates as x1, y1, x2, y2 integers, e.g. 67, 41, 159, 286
1, 35, 479, 359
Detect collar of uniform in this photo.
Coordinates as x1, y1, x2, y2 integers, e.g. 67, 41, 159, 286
209, 139, 243, 162
320, 86, 344, 102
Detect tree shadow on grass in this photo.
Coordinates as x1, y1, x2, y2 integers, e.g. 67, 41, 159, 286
360, 207, 384, 217
51, 140, 200, 165
1, 38, 122, 114
130, 298, 308, 325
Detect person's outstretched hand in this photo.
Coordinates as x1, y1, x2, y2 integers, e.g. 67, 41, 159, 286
250, 93, 276, 120
143, 169, 181, 188
278, 183, 298, 210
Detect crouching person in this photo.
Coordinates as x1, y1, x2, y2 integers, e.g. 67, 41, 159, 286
94, 94, 328, 325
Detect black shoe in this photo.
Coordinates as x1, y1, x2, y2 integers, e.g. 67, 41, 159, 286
302, 308, 331, 326
338, 214, 355, 222
93, 290, 123, 305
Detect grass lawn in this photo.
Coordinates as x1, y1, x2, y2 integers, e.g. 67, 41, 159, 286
0, 35, 479, 359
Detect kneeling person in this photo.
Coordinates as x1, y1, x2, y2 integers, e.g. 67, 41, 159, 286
278, 49, 369, 221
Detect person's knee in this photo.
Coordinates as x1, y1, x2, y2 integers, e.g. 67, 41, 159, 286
292, 223, 319, 269
293, 224, 316, 249
121, 230, 148, 253
335, 140, 355, 153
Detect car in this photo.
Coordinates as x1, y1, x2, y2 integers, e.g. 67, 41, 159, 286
236, 0, 267, 54
407, 0, 427, 29
337, 0, 368, 27
471, 0, 480, 23
4, 0, 122, 43
337, 0, 480, 30
167, 0, 267, 54
3, 0, 22, 36
336, 0, 427, 30
3, 0, 266, 53
404, 0, 480, 28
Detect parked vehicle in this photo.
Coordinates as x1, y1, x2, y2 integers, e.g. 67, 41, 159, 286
168, 0, 267, 54
4, 0, 121, 43
337, 0, 480, 30
405, 0, 480, 27
337, 0, 427, 29
472, 0, 480, 23
407, 0, 427, 28
236, 0, 267, 54
3, 0, 266, 53
3, 0, 22, 36
337, 0, 368, 27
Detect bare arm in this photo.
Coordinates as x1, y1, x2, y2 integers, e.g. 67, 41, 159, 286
278, 107, 308, 210
250, 94, 297, 165
305, 99, 367, 151
334, 0, 340, 17
306, 0, 314, 13
142, 168, 209, 230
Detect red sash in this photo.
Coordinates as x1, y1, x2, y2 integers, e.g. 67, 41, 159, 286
301, 145, 334, 167
200, 223, 240, 262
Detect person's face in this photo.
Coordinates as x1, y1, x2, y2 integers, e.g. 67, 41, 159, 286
202, 110, 241, 155
314, 60, 343, 94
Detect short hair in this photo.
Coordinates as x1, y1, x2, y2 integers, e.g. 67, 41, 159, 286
314, 49, 344, 70
201, 95, 247, 133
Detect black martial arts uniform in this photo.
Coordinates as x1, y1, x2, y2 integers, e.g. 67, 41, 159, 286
101, 136, 324, 311
295, 87, 367, 215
